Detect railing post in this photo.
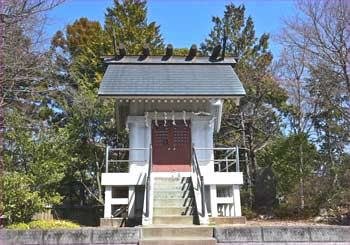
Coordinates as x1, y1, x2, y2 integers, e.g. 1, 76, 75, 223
105, 145, 109, 173
236, 145, 240, 172
146, 144, 152, 218
200, 175, 205, 216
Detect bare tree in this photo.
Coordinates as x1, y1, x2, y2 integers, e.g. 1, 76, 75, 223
277, 0, 350, 209
279, 0, 350, 123
274, 44, 319, 209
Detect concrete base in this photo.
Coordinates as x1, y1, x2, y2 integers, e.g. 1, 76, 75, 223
100, 218, 127, 227
209, 216, 246, 225
140, 226, 215, 245
2, 226, 350, 244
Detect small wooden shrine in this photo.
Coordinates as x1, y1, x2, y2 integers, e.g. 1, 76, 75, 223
98, 44, 246, 226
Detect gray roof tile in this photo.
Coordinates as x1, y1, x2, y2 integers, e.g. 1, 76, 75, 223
98, 64, 245, 97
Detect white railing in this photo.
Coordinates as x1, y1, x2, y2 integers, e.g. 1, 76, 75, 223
194, 146, 240, 172
105, 146, 149, 173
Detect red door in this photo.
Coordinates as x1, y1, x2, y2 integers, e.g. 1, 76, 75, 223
152, 120, 191, 172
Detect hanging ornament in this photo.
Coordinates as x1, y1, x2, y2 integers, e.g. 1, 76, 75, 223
183, 111, 188, 127
164, 112, 167, 127
155, 111, 159, 127
209, 117, 216, 128
145, 112, 149, 127
172, 111, 176, 125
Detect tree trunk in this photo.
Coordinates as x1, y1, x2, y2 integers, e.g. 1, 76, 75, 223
96, 169, 103, 204
0, 3, 4, 216
240, 112, 253, 209
299, 143, 305, 210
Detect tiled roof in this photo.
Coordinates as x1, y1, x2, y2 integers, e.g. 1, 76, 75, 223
98, 57, 245, 98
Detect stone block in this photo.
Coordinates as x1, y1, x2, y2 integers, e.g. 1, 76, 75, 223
214, 226, 263, 242
42, 229, 91, 244
209, 216, 246, 225
310, 226, 350, 242
100, 218, 127, 227
262, 226, 310, 242
92, 227, 140, 244
0, 229, 43, 245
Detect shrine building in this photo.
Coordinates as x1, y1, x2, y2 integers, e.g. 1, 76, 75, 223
98, 44, 246, 226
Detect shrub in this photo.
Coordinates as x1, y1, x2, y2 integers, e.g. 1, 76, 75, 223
1, 172, 46, 223
5, 223, 30, 230
242, 206, 258, 220
28, 220, 80, 229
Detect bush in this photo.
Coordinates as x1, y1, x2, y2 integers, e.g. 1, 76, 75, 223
5, 220, 80, 229
242, 206, 258, 220
1, 172, 46, 223
5, 223, 30, 230
28, 220, 80, 229
275, 203, 316, 219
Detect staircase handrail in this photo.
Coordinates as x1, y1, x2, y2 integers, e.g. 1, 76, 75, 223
145, 144, 152, 217
191, 145, 206, 217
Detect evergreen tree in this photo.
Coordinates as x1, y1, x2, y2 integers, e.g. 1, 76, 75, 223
201, 4, 287, 209
104, 0, 164, 55
51, 0, 164, 205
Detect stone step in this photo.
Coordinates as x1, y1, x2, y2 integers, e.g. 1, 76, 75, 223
152, 215, 195, 225
153, 198, 194, 207
153, 190, 192, 199
139, 237, 216, 245
153, 183, 191, 191
153, 206, 197, 216
142, 226, 213, 238
154, 177, 190, 184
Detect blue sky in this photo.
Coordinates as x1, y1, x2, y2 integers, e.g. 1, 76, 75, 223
46, 0, 296, 57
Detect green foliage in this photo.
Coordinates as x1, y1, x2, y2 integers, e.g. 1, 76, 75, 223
4, 108, 68, 201
104, 0, 164, 55
5, 223, 30, 230
1, 172, 46, 223
59, 89, 120, 205
5, 220, 80, 229
201, 3, 287, 210
28, 220, 80, 229
50, 0, 163, 205
258, 134, 318, 205
274, 203, 316, 220
241, 206, 258, 220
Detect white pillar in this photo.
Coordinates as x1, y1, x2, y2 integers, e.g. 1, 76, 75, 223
104, 186, 112, 218
233, 185, 242, 216
224, 204, 230, 216
210, 185, 218, 217
128, 186, 135, 218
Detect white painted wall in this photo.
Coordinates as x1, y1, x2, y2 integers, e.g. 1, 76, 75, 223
102, 100, 243, 221
128, 116, 151, 175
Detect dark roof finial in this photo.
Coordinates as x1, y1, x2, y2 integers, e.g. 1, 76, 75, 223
142, 44, 150, 57
186, 44, 197, 61
119, 43, 126, 57
210, 45, 221, 60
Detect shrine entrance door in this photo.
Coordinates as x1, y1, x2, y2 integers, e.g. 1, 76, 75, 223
152, 120, 191, 172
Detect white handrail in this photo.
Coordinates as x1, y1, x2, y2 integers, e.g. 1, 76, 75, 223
105, 146, 149, 173
193, 146, 240, 172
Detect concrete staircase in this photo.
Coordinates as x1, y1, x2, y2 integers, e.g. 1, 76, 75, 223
152, 177, 198, 225
139, 177, 216, 245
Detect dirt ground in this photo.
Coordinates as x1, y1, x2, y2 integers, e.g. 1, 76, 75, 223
245, 219, 333, 226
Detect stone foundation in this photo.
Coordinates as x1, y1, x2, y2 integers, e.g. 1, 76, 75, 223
209, 216, 246, 225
